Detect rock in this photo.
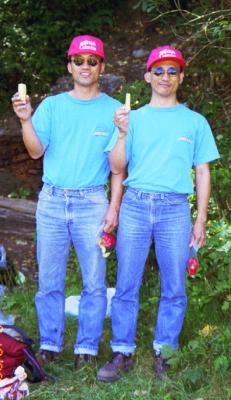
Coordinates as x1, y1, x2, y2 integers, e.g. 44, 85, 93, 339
0, 311, 15, 325
132, 48, 149, 58
0, 245, 7, 269
99, 73, 125, 95
0, 284, 8, 296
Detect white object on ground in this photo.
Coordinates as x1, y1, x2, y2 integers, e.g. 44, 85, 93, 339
65, 288, 116, 318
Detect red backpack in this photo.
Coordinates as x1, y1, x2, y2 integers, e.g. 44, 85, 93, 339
0, 325, 54, 382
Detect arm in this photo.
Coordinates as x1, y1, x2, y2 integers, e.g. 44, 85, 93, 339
109, 107, 129, 174
103, 170, 126, 232
11, 93, 45, 159
190, 163, 211, 248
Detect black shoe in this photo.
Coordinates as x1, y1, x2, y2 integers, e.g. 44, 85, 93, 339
36, 349, 58, 367
74, 354, 97, 370
97, 352, 133, 382
154, 355, 169, 380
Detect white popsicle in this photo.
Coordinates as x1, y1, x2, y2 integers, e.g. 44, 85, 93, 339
18, 83, 27, 101
125, 93, 131, 111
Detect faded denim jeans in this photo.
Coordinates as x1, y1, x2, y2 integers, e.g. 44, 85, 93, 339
35, 183, 108, 355
111, 188, 192, 355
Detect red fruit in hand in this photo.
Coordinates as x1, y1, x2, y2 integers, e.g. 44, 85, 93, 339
188, 257, 198, 278
100, 232, 116, 250
99, 232, 116, 257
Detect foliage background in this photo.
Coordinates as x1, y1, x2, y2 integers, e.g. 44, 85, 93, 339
0, 0, 123, 110
0, 0, 230, 399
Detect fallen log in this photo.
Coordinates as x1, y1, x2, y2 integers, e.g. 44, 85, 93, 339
0, 197, 36, 238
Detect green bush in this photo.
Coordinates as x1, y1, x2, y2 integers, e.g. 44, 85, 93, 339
0, 0, 122, 110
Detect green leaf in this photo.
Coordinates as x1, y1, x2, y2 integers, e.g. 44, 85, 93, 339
214, 355, 229, 371
222, 301, 230, 311
15, 271, 26, 285
184, 367, 203, 384
160, 344, 175, 359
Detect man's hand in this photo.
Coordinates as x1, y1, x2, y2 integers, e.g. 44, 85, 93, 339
191, 163, 211, 249
114, 107, 129, 137
190, 218, 206, 248
11, 92, 45, 159
11, 93, 32, 122
102, 204, 119, 233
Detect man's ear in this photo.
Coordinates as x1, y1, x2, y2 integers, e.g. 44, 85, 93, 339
179, 71, 184, 84
144, 71, 151, 83
67, 62, 72, 74
100, 62, 105, 74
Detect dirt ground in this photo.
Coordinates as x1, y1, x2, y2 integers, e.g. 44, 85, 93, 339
0, 233, 37, 284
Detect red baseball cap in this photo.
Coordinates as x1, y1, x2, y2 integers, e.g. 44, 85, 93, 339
146, 45, 186, 71
67, 35, 105, 59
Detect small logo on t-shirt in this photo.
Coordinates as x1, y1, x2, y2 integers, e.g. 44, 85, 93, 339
93, 125, 109, 136
93, 131, 109, 136
178, 136, 192, 144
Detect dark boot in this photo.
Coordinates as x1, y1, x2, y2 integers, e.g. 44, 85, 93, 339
154, 355, 169, 380
97, 352, 133, 382
36, 349, 58, 367
74, 354, 97, 370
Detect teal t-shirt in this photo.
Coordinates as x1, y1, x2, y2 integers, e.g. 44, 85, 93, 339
32, 92, 121, 188
106, 104, 220, 194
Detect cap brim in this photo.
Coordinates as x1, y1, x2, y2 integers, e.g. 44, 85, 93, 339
67, 49, 104, 60
148, 57, 186, 70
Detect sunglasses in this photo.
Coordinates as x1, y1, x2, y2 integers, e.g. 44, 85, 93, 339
152, 66, 179, 77
71, 56, 100, 67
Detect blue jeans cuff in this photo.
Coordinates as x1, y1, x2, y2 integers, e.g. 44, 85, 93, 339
74, 347, 98, 356
40, 344, 61, 352
111, 343, 135, 354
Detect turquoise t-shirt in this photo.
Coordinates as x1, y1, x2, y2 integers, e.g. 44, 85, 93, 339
32, 92, 121, 188
106, 104, 220, 194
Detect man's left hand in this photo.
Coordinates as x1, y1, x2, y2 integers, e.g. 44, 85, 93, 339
190, 219, 206, 248
102, 205, 119, 233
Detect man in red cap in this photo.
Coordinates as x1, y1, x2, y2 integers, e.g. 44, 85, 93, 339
97, 45, 219, 381
12, 34, 124, 369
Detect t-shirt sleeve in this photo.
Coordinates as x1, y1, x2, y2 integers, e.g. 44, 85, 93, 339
193, 116, 220, 166
32, 97, 52, 146
104, 126, 120, 152
104, 117, 133, 163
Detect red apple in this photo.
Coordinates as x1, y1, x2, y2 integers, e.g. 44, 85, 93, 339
99, 232, 116, 257
188, 257, 199, 278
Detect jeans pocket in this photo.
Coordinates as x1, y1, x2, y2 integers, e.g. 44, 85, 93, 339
83, 190, 108, 205
164, 194, 188, 206
38, 189, 52, 201
123, 189, 138, 204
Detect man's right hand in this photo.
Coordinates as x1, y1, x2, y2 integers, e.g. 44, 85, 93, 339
11, 93, 45, 159
114, 106, 130, 137
11, 93, 32, 122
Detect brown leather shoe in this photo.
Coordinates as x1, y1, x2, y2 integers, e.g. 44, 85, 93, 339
97, 352, 133, 382
154, 355, 169, 380
36, 349, 58, 367
74, 354, 97, 370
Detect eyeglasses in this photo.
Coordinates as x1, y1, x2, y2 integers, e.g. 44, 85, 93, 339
152, 66, 179, 77
71, 56, 100, 67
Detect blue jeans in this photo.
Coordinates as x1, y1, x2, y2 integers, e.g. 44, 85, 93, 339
111, 188, 192, 354
35, 183, 109, 355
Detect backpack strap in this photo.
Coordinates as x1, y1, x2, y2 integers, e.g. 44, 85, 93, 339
23, 347, 56, 383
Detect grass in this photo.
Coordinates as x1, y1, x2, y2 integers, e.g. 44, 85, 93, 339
1, 250, 230, 400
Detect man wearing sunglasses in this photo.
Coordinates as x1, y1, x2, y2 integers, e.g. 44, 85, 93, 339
97, 45, 219, 382
11, 35, 124, 369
